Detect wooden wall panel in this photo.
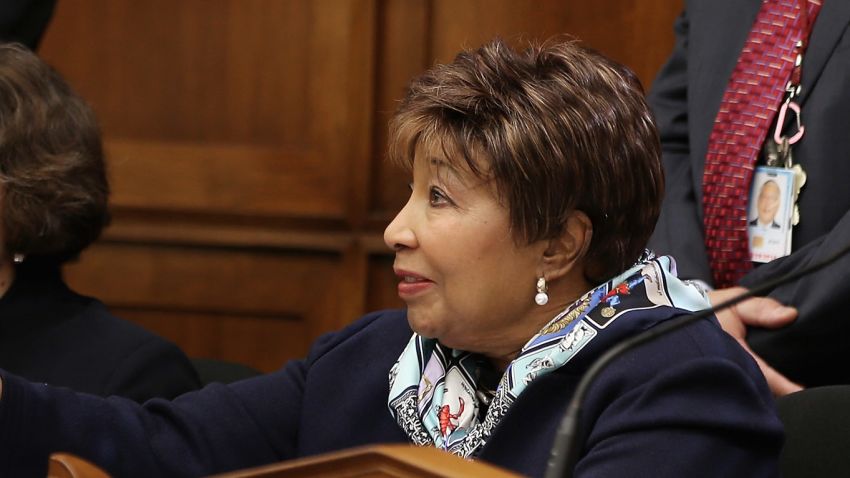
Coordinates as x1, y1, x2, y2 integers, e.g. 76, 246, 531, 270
429, 0, 681, 87
371, 0, 682, 220
106, 141, 335, 218
115, 311, 309, 374
41, 0, 380, 372
39, 0, 376, 222
368, 0, 432, 221
37, 0, 682, 373
66, 242, 345, 372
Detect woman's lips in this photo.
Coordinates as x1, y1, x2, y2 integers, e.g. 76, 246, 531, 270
394, 270, 434, 297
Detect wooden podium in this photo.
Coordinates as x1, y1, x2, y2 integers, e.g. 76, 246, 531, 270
48, 445, 521, 478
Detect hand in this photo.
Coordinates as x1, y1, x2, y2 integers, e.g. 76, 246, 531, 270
707, 287, 803, 397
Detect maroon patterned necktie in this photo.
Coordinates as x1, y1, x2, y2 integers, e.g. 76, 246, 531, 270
702, 0, 822, 288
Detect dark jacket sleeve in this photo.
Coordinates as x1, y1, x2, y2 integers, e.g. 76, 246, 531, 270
0, 361, 303, 477
0, 310, 393, 477
741, 210, 850, 386
647, 8, 715, 283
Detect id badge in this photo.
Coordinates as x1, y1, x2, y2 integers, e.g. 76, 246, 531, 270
748, 166, 796, 263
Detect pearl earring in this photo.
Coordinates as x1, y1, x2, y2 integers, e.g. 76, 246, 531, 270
12, 253, 25, 264
534, 277, 549, 306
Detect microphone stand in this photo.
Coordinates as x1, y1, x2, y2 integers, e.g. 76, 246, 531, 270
544, 241, 850, 478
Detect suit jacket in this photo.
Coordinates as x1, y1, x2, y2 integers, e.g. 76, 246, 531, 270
0, 309, 781, 477
750, 218, 781, 229
648, 0, 850, 387
0, 262, 201, 401
0, 0, 55, 49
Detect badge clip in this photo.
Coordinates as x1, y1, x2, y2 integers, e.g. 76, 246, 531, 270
774, 99, 804, 145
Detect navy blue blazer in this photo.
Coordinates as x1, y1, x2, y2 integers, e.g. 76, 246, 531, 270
0, 262, 201, 401
0, 309, 781, 477
648, 0, 850, 386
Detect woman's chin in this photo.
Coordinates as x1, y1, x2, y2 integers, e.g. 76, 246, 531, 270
405, 310, 441, 340
407, 322, 437, 339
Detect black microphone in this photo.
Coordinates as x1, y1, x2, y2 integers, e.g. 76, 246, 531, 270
544, 239, 850, 478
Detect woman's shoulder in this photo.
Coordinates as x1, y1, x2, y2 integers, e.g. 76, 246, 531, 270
0, 273, 181, 362
572, 316, 782, 475
592, 313, 773, 408
0, 287, 201, 400
305, 309, 412, 365
19, 279, 202, 399
659, 312, 759, 371
600, 256, 761, 379
58, 293, 174, 349
614, 310, 763, 379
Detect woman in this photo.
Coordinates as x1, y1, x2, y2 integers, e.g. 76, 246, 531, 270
0, 40, 781, 477
0, 43, 201, 401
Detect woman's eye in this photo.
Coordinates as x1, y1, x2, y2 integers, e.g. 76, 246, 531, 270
429, 187, 451, 207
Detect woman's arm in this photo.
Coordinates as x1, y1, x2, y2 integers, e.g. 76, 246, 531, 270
0, 360, 306, 477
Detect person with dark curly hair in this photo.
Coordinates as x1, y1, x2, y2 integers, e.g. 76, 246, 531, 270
0, 43, 201, 402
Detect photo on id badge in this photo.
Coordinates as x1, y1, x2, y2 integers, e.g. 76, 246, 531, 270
748, 167, 794, 263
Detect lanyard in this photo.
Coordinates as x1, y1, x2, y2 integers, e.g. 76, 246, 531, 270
774, 0, 821, 145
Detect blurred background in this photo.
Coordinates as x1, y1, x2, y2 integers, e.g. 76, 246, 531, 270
39, 0, 681, 373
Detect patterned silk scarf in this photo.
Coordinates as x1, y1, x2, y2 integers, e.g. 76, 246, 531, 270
387, 255, 709, 457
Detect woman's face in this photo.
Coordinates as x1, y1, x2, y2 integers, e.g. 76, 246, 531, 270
384, 140, 548, 363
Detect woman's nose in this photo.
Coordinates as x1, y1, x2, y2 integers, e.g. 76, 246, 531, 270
384, 199, 417, 252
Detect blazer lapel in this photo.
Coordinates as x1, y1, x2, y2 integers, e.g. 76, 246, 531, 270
688, 0, 761, 116
797, 0, 850, 106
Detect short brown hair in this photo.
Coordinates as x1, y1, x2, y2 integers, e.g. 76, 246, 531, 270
388, 38, 663, 281
0, 43, 109, 264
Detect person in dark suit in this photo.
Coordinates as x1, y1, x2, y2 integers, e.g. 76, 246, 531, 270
0, 0, 55, 50
0, 39, 781, 477
648, 0, 850, 394
0, 43, 201, 401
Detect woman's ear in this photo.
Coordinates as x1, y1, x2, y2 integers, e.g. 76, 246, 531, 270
540, 210, 593, 282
